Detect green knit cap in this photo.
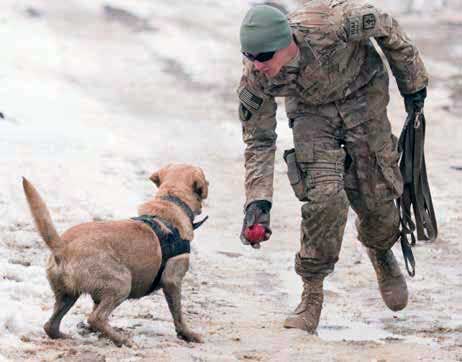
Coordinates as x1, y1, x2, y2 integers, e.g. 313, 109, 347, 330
240, 5, 292, 54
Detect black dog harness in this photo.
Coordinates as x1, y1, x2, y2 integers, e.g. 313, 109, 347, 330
132, 195, 208, 293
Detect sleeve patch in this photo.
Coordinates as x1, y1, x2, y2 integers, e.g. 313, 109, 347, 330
348, 16, 361, 38
362, 13, 376, 30
239, 88, 263, 111
239, 103, 253, 122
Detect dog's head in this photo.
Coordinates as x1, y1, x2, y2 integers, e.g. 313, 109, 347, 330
149, 164, 208, 215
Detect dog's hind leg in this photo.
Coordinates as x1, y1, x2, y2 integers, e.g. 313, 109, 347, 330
87, 265, 133, 347
77, 298, 100, 334
88, 291, 132, 347
161, 255, 203, 343
44, 293, 79, 339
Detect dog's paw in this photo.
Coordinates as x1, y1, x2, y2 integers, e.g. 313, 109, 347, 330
44, 323, 72, 340
113, 336, 137, 348
122, 338, 138, 349
50, 332, 71, 340
76, 321, 97, 336
178, 330, 203, 343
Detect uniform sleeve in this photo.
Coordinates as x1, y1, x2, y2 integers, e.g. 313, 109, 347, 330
237, 60, 278, 209
344, 3, 428, 94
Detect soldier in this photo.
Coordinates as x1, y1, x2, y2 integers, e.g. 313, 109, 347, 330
238, 1, 428, 333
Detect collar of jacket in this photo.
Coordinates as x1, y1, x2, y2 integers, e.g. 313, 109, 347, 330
160, 195, 208, 230
284, 47, 301, 69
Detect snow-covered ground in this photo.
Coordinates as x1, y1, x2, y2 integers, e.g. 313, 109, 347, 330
1, 0, 461, 361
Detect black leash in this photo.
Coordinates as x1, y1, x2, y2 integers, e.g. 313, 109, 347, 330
397, 110, 438, 277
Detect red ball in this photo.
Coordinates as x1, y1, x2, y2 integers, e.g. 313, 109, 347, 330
244, 224, 266, 243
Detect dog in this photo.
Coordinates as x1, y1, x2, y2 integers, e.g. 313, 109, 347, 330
22, 164, 209, 347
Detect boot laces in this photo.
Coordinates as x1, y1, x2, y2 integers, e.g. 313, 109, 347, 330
303, 279, 323, 304
302, 280, 323, 331
294, 279, 323, 313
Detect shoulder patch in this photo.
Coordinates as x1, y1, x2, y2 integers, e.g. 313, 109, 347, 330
362, 13, 376, 30
239, 88, 263, 111
239, 104, 252, 122
347, 16, 361, 38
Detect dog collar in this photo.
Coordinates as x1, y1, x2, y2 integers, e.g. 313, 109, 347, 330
160, 195, 208, 230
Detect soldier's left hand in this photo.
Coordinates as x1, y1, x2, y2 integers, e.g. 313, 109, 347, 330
404, 87, 427, 115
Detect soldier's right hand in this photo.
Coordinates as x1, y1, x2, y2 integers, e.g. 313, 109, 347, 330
240, 200, 272, 249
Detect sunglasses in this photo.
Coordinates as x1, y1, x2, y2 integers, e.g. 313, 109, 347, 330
242, 50, 276, 62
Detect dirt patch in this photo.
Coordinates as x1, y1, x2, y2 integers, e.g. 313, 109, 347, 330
103, 5, 158, 33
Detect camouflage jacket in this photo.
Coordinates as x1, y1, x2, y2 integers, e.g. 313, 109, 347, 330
238, 0, 428, 208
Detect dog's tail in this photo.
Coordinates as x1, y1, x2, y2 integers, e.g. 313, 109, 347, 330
22, 177, 62, 251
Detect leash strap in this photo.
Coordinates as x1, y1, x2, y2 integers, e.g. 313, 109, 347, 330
397, 110, 438, 277
193, 215, 209, 230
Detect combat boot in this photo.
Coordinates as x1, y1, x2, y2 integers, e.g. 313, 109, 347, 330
283, 277, 323, 334
366, 248, 408, 311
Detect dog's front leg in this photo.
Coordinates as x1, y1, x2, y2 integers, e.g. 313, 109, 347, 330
161, 255, 203, 343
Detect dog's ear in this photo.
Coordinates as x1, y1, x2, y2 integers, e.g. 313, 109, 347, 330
149, 171, 161, 187
193, 169, 209, 199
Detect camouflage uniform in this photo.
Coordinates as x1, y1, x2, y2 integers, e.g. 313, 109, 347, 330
237, 0, 428, 278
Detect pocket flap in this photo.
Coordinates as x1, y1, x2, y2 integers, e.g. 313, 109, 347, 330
284, 149, 302, 185
294, 142, 315, 163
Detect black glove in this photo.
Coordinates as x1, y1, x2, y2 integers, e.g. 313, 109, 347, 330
240, 200, 272, 249
404, 87, 427, 115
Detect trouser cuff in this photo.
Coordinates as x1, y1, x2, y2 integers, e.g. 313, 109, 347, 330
295, 252, 335, 279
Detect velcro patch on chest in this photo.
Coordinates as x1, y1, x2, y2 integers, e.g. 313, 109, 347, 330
239, 88, 263, 111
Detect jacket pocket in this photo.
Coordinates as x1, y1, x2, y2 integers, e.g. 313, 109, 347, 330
283, 149, 308, 201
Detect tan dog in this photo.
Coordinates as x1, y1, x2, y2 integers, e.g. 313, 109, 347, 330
22, 164, 209, 347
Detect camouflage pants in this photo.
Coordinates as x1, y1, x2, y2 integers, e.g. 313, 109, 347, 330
286, 73, 403, 278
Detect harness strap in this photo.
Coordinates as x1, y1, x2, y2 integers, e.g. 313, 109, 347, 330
397, 110, 438, 277
132, 215, 190, 293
